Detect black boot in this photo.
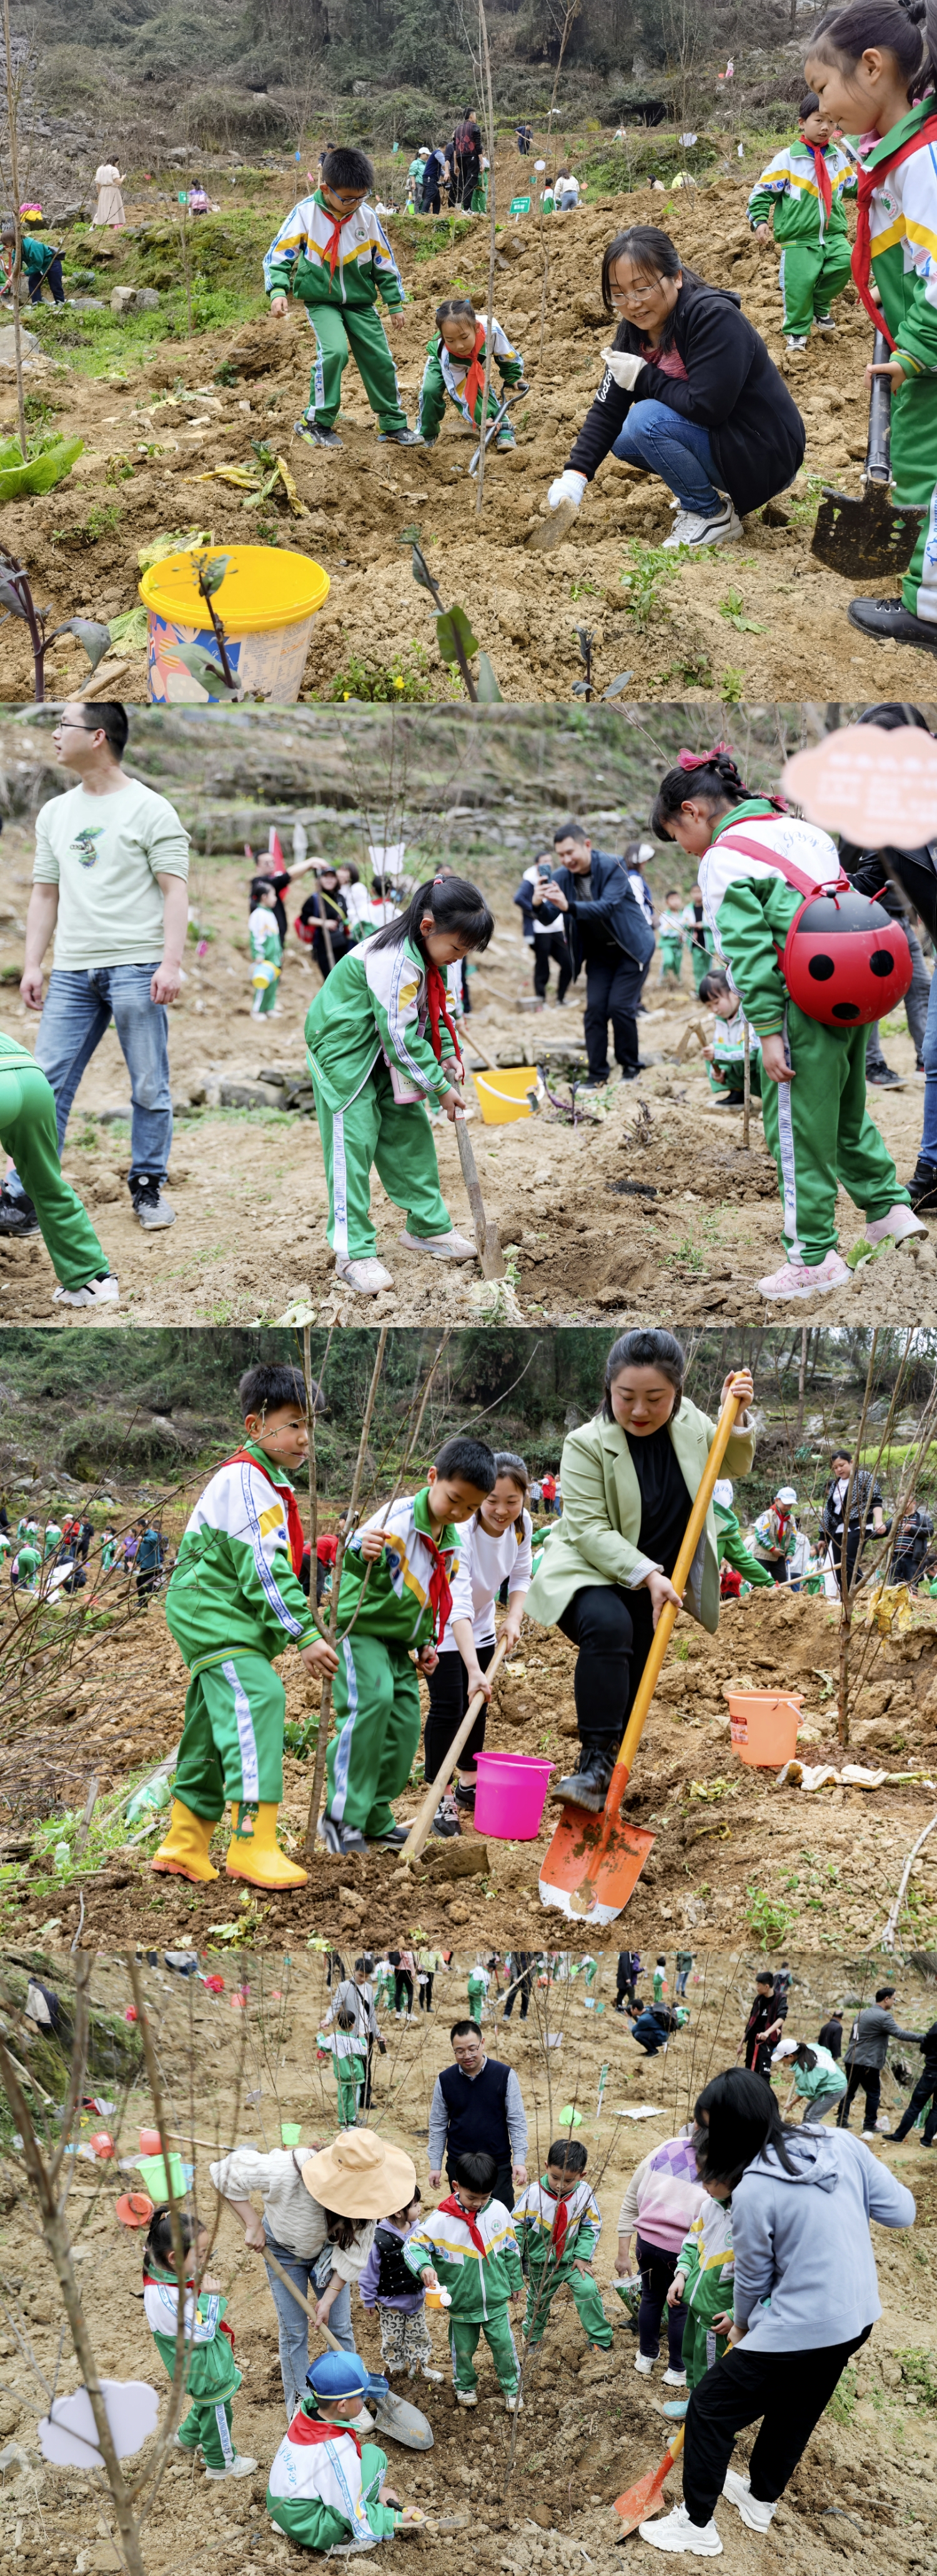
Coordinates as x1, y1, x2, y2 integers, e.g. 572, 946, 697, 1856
0, 1187, 39, 1238
909, 1156, 937, 1214
848, 597, 937, 656
553, 1743, 617, 1812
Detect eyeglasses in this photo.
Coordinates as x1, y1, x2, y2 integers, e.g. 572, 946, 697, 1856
52, 719, 91, 734
609, 277, 667, 304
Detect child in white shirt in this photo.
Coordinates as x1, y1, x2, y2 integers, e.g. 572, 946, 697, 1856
424, 1450, 532, 1833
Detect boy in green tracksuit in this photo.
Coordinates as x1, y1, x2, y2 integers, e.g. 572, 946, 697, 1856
404, 2149, 525, 2408
680, 891, 715, 992
658, 892, 685, 987
653, 749, 917, 1301
267, 2351, 415, 2550
513, 2140, 613, 2354
264, 143, 420, 451
806, 23, 937, 649
143, 2207, 256, 2481
13, 1540, 41, 1590
417, 298, 525, 451
713, 1481, 773, 1589
249, 879, 282, 1019
0, 1031, 117, 1310
320, 1435, 496, 1860
748, 96, 856, 348
152, 1360, 338, 1893
662, 2185, 734, 2423
317, 2011, 365, 2126
698, 966, 763, 1106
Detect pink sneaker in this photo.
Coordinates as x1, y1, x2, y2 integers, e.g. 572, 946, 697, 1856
758, 1251, 849, 1300
865, 1204, 928, 1246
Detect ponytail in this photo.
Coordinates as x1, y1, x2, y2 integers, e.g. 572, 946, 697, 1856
650, 742, 785, 837
369, 874, 493, 966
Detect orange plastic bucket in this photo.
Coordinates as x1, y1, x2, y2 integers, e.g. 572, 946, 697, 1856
726, 1691, 803, 1767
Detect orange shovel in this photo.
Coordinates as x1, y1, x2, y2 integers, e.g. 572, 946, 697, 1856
538, 1377, 747, 1923
614, 2426, 685, 2539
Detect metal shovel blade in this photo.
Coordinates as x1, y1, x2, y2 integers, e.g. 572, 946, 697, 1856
614, 2432, 685, 2539
811, 477, 926, 579
372, 2390, 435, 2450
527, 498, 578, 551
538, 1807, 656, 1924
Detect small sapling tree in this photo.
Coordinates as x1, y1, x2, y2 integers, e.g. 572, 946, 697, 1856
399, 526, 502, 701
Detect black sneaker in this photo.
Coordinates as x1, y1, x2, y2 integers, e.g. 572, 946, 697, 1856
295, 418, 342, 449
378, 427, 424, 446
318, 1815, 369, 1856
848, 597, 937, 656
431, 1792, 460, 1839
455, 1779, 477, 1810
867, 1066, 905, 1089
0, 1188, 39, 1238
552, 1747, 616, 1812
374, 1823, 412, 1849
131, 1178, 176, 1229
579, 1074, 608, 1091
908, 1156, 937, 1214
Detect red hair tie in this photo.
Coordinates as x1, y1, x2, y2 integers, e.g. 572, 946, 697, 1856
677, 742, 733, 773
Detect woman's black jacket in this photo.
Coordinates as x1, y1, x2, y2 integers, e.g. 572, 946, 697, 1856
565, 278, 805, 516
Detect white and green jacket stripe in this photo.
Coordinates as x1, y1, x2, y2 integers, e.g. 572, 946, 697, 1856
304, 934, 460, 1113
513, 2174, 602, 2268
335, 1486, 459, 1650
263, 191, 405, 314
858, 99, 937, 379
404, 2194, 523, 2318
165, 1439, 319, 1676
747, 139, 856, 243
697, 800, 843, 1038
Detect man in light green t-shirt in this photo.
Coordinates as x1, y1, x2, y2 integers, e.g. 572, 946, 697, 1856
0, 701, 189, 1240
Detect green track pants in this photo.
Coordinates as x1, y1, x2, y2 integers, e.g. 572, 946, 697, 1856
778, 236, 853, 336
524, 2259, 613, 2350
300, 300, 407, 436
335, 2052, 365, 2126
315, 1060, 452, 1264
449, 2307, 520, 2394
890, 373, 937, 622
690, 942, 713, 992
176, 2397, 237, 2471
658, 939, 683, 985
325, 1630, 422, 1839
0, 1056, 107, 1289
760, 1003, 906, 1266
174, 1652, 285, 1821
682, 2311, 729, 2392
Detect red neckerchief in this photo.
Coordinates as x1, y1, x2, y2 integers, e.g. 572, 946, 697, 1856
423, 1521, 454, 1644
801, 133, 832, 224
425, 962, 464, 1072
225, 1447, 305, 1577
320, 203, 345, 280
142, 2268, 235, 2349
459, 322, 487, 420
288, 2407, 362, 2456
545, 2185, 570, 2258
851, 116, 937, 345
438, 2191, 488, 2258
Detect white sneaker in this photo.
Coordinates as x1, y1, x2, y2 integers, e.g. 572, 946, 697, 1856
204, 2454, 258, 2480
335, 1255, 394, 1294
421, 2365, 444, 2382
53, 1274, 119, 1309
662, 2367, 687, 2387
639, 2505, 723, 2555
635, 2352, 655, 2376
455, 2389, 477, 2407
758, 1250, 849, 1300
865, 1204, 928, 1246
662, 501, 742, 551
399, 1227, 477, 1260
504, 2390, 524, 2412
785, 335, 809, 351
722, 2470, 775, 2533
861, 2129, 878, 2140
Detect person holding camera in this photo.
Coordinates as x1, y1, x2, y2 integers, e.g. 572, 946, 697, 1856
513, 852, 572, 1007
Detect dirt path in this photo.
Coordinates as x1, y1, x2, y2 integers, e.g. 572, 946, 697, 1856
0, 1947, 933, 2576
1, 174, 935, 706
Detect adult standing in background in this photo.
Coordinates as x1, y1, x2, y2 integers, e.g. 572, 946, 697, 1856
0, 702, 189, 1241
451, 110, 482, 209
427, 2019, 528, 2211
820, 1450, 886, 1594
837, 1985, 921, 2139
212, 2129, 416, 2422
503, 1953, 538, 2020
92, 162, 126, 226
535, 820, 655, 1091
324, 1959, 387, 2111
817, 2007, 843, 2059
835, 706, 936, 1133
742, 1971, 787, 2078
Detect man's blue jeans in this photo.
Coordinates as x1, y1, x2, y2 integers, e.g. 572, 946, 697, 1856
921, 955, 937, 1162
611, 398, 724, 516
7, 964, 172, 1199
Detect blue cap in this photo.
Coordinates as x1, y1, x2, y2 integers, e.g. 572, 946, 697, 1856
306, 2353, 389, 2405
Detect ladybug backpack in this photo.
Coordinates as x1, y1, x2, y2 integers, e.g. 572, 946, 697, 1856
716, 831, 913, 1030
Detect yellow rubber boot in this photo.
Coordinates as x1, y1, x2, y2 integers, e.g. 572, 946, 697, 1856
225, 1801, 309, 1890
151, 1799, 220, 1884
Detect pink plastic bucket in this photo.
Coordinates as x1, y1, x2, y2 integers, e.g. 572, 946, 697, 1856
727, 1691, 803, 1768
474, 1749, 555, 1840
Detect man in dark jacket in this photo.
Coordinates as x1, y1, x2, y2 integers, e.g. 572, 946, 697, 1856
427, 2019, 528, 2209
742, 1973, 787, 2078
837, 1987, 922, 2137
891, 1504, 933, 1589
821, 1452, 886, 1594
891, 2019, 937, 2145
535, 820, 655, 1086
818, 2009, 844, 2059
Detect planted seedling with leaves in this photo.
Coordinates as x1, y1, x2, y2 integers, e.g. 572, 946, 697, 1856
0, 547, 111, 701
618, 539, 687, 629
169, 549, 242, 698
571, 624, 632, 702
538, 1052, 609, 1126
718, 587, 766, 634
399, 525, 502, 702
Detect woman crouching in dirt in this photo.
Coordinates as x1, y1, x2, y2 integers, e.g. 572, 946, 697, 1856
638, 2067, 915, 2556
524, 1327, 755, 1812
545, 224, 806, 553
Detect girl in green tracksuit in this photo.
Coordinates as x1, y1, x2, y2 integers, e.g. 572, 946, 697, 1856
249, 879, 282, 1018
662, 2185, 734, 2422
304, 873, 493, 1297
417, 298, 525, 451
404, 2149, 525, 2407
143, 2207, 255, 2482
264, 143, 420, 451
652, 746, 916, 1301
713, 1482, 773, 1590
806, 5, 937, 649
747, 97, 856, 347
0, 1031, 116, 1311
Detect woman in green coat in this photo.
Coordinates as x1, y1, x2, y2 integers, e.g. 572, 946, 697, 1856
525, 1328, 755, 1811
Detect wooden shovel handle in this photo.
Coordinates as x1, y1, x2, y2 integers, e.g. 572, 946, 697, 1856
455, 1112, 506, 1278
603, 1381, 747, 1822
398, 1632, 511, 1863
263, 2243, 342, 2350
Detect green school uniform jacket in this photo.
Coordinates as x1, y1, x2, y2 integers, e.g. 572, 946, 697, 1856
513, 2175, 602, 2272
335, 1487, 459, 1652
164, 1438, 319, 1677
698, 799, 843, 1039
417, 316, 523, 442
860, 101, 937, 378
263, 190, 405, 314
747, 140, 856, 244
404, 2194, 523, 2319
304, 934, 459, 1113
143, 2267, 241, 2403
677, 2198, 734, 2328
525, 1395, 756, 1632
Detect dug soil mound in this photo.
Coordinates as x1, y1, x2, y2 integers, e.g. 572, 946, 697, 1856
0, 171, 933, 704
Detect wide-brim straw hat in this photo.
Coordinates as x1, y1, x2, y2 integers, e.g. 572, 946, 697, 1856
300, 2127, 416, 2218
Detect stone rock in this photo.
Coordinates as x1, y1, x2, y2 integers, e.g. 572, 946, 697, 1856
0, 324, 44, 370
219, 1079, 290, 1111
110, 284, 161, 316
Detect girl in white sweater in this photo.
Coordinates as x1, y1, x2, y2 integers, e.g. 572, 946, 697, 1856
425, 1449, 533, 1834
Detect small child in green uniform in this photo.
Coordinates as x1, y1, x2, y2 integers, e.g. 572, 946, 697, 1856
267, 2350, 420, 2552
417, 297, 525, 452
143, 2205, 256, 2482
317, 2006, 365, 2127
249, 878, 283, 1019
662, 2174, 734, 2422
747, 93, 856, 349
698, 964, 763, 1105
0, 1031, 117, 1310
264, 144, 421, 451
658, 891, 685, 987
404, 2147, 525, 2409
514, 2139, 613, 2355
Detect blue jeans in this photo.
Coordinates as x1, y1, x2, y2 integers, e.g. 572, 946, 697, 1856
611, 398, 723, 516
921, 957, 937, 1161
264, 2231, 355, 2421
7, 964, 172, 1199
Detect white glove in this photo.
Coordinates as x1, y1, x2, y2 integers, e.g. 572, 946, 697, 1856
600, 346, 645, 390
548, 469, 587, 511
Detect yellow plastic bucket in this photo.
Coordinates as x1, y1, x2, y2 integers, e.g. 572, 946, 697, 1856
139, 544, 330, 703
472, 1064, 542, 1125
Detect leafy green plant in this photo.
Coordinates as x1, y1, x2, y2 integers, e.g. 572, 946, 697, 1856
571, 624, 632, 703
400, 524, 502, 701
0, 429, 84, 501
327, 644, 435, 703
618, 541, 685, 629
743, 1884, 795, 1945
667, 1235, 705, 1271
721, 666, 746, 705
718, 588, 766, 634
665, 650, 713, 686
84, 501, 123, 541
